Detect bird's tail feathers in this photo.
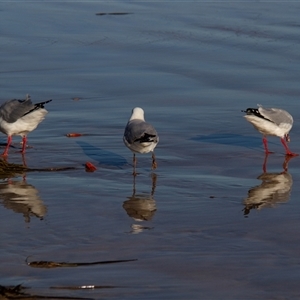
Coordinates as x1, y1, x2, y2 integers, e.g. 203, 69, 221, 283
135, 133, 156, 143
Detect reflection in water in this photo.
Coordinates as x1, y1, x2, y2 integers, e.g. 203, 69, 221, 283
123, 174, 157, 234
243, 155, 294, 216
0, 178, 47, 223
0, 157, 27, 179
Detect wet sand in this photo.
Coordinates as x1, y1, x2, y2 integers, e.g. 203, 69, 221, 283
1, 1, 300, 299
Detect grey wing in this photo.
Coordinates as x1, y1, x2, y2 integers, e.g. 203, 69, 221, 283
258, 106, 293, 126
0, 98, 34, 123
124, 120, 158, 144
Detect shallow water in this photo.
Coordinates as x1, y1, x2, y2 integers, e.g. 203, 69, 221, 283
1, 1, 300, 299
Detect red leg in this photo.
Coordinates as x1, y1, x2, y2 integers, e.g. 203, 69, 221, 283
262, 153, 269, 173
282, 154, 295, 172
262, 136, 273, 154
22, 153, 27, 167
151, 152, 157, 170
2, 136, 12, 157
21, 136, 27, 153
280, 138, 298, 156
133, 153, 137, 176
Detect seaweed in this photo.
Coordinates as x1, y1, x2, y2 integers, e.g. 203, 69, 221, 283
26, 257, 137, 269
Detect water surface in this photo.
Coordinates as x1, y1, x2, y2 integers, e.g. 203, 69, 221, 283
1, 1, 300, 299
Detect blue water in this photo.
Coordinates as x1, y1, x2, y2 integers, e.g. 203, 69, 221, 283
1, 1, 300, 299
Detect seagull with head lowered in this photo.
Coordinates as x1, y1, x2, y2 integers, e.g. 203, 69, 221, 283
0, 94, 52, 156
123, 107, 159, 174
242, 104, 297, 156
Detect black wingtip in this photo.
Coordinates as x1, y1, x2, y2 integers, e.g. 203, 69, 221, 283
242, 108, 257, 115
35, 99, 52, 107
134, 133, 156, 143
22, 99, 53, 117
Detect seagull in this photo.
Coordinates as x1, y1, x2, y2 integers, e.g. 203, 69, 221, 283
0, 94, 52, 156
123, 107, 159, 174
242, 104, 298, 156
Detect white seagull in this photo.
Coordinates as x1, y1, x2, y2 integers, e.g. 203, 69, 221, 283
242, 104, 297, 156
0, 94, 52, 156
123, 107, 159, 174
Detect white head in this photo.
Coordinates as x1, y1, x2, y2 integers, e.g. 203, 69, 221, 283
129, 107, 145, 121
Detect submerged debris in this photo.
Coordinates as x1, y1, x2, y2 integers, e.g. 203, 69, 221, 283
66, 133, 84, 137
0, 284, 25, 298
0, 158, 75, 178
0, 284, 91, 299
95, 12, 133, 16
26, 257, 137, 268
0, 159, 27, 178
85, 162, 97, 172
51, 285, 117, 290
27, 166, 76, 172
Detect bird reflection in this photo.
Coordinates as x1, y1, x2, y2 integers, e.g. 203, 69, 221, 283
0, 178, 47, 223
123, 173, 157, 234
243, 154, 294, 216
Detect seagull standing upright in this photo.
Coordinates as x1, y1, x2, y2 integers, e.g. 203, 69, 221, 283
0, 94, 52, 156
123, 107, 159, 174
242, 104, 297, 156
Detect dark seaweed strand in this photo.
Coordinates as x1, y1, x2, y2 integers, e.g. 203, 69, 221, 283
96, 12, 133, 15
242, 108, 273, 122
22, 99, 52, 117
